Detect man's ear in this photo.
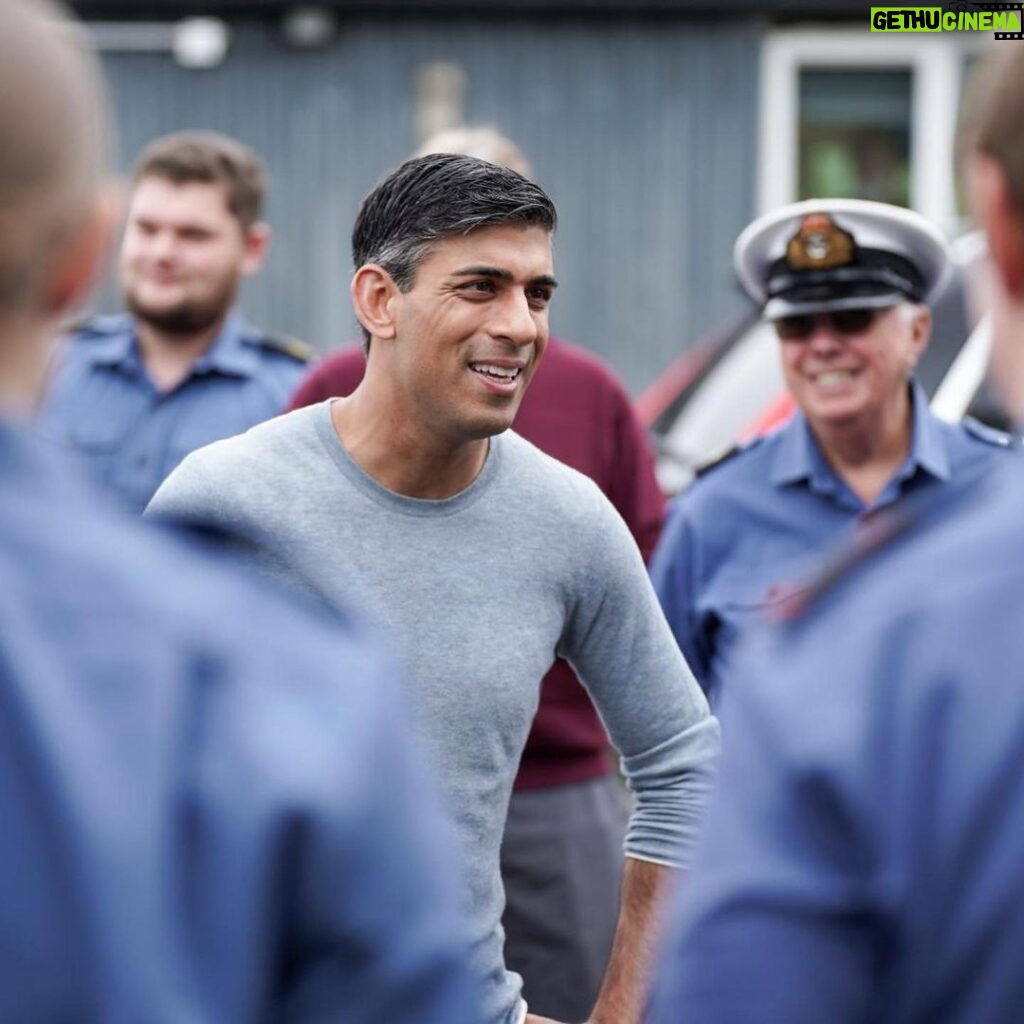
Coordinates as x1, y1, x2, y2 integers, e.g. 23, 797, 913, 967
42, 181, 121, 319
351, 264, 399, 343
241, 221, 270, 277
907, 303, 931, 368
970, 153, 1024, 300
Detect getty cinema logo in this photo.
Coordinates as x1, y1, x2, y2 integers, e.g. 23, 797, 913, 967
871, 2, 1024, 36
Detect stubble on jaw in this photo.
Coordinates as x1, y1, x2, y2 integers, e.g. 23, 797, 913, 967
123, 286, 236, 336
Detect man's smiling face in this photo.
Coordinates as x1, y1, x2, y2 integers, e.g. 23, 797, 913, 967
387, 223, 556, 443
119, 176, 263, 334
776, 302, 929, 434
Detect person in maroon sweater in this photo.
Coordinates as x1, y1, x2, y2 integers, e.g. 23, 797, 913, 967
287, 129, 665, 1024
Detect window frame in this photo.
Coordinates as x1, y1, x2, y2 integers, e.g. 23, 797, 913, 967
758, 27, 995, 233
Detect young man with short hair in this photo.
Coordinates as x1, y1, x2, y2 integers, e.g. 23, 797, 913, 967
37, 130, 313, 512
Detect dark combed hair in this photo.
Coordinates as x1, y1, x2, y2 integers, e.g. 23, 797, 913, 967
959, 44, 1024, 215
351, 152, 557, 291
132, 130, 265, 230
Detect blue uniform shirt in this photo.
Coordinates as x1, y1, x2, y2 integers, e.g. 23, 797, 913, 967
0, 421, 479, 1023
650, 381, 1009, 700
36, 311, 312, 512
649, 456, 1024, 1024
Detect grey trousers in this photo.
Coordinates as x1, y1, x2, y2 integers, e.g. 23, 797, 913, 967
500, 774, 631, 1024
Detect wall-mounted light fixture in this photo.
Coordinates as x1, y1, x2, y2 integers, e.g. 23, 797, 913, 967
172, 17, 230, 69
86, 16, 231, 70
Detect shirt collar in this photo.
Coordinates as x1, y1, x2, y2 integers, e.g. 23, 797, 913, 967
81, 318, 136, 368
902, 378, 950, 482
771, 379, 951, 490
186, 311, 261, 378
770, 413, 824, 488
84, 310, 261, 379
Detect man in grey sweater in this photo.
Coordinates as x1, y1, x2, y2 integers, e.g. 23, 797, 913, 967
148, 153, 719, 1024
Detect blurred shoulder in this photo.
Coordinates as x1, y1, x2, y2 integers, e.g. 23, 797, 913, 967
13, 451, 363, 670
681, 433, 774, 501
57, 314, 134, 367
935, 414, 1016, 483
65, 313, 133, 341
246, 327, 317, 366
958, 415, 1015, 451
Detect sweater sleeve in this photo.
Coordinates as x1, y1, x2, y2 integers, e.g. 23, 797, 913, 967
557, 483, 720, 867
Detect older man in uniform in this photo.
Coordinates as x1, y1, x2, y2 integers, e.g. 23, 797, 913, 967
37, 129, 313, 512
648, 43, 1024, 1024
0, 2, 479, 1020
148, 152, 718, 1024
651, 198, 1009, 702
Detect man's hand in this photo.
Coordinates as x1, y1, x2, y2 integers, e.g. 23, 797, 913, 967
525, 1016, 568, 1024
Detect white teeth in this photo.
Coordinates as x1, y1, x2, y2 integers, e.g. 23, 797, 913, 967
471, 363, 520, 380
815, 370, 854, 386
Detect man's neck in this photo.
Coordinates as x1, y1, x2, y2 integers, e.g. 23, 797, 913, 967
0, 315, 53, 418
135, 317, 225, 393
811, 388, 914, 507
331, 388, 489, 500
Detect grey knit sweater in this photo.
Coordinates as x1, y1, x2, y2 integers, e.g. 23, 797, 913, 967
148, 401, 719, 1024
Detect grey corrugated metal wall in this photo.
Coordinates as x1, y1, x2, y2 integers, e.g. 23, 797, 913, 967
94, 16, 760, 393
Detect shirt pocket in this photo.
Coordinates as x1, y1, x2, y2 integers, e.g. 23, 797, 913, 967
43, 363, 145, 449
53, 391, 148, 504
36, 373, 141, 451
710, 556, 812, 637
66, 407, 139, 451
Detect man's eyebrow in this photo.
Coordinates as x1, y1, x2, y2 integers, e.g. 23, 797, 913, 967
529, 275, 559, 290
450, 266, 558, 289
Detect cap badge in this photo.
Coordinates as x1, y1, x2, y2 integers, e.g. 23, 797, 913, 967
785, 213, 855, 271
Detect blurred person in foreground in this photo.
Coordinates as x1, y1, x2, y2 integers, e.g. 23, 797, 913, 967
648, 42, 1024, 1024
36, 128, 314, 513
288, 125, 666, 1024
0, 2, 479, 1020
651, 198, 1009, 704
148, 151, 718, 1024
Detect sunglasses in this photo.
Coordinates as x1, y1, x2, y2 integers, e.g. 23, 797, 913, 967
774, 307, 883, 341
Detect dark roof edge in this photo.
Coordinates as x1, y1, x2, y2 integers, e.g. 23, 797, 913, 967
70, 0, 868, 19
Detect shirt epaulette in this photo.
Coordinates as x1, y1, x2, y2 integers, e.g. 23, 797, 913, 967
253, 333, 316, 364
694, 437, 764, 480
66, 314, 128, 339
771, 480, 978, 624
963, 416, 1015, 449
